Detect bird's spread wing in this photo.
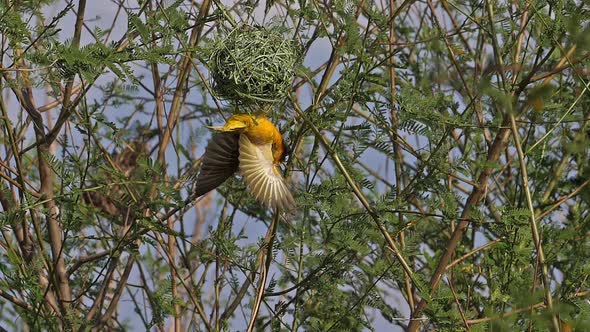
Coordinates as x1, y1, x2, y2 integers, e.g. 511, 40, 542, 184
194, 132, 240, 197
238, 134, 295, 210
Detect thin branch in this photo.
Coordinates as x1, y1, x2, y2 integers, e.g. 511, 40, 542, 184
95, 254, 137, 326
537, 177, 590, 221
68, 249, 114, 275
0, 288, 33, 312
246, 213, 280, 332
448, 279, 469, 331
446, 237, 505, 270
388, 0, 415, 313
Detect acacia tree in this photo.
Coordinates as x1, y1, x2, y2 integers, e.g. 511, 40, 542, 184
0, 0, 589, 331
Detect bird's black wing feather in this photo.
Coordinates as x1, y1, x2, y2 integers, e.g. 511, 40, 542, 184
194, 132, 240, 197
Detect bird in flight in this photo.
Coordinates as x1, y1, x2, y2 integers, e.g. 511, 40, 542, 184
194, 113, 295, 210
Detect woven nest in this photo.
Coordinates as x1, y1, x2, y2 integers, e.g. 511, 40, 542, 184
207, 24, 299, 107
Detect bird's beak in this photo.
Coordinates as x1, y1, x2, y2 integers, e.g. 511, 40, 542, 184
207, 120, 249, 132
207, 125, 228, 131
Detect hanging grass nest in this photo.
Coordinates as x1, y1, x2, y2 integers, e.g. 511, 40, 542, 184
207, 24, 300, 108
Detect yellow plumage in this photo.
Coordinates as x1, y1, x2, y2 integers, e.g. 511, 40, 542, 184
195, 114, 295, 210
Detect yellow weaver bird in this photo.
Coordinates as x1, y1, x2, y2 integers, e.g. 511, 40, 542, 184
194, 113, 295, 210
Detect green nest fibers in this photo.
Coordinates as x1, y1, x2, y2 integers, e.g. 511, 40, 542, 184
208, 24, 299, 107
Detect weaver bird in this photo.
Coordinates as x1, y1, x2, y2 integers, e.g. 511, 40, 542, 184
194, 113, 295, 210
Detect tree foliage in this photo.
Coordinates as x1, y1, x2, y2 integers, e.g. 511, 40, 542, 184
0, 0, 589, 331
